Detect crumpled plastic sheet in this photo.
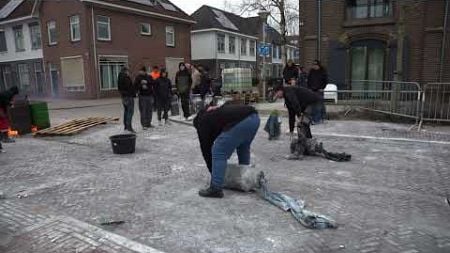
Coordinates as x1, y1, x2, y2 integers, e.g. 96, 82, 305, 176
258, 173, 338, 229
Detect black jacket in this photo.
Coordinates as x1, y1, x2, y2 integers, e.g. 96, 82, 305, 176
0, 86, 19, 109
155, 77, 172, 102
283, 65, 299, 83
199, 72, 211, 98
175, 70, 192, 94
194, 104, 258, 172
307, 69, 328, 91
284, 86, 322, 116
135, 74, 155, 97
118, 72, 135, 97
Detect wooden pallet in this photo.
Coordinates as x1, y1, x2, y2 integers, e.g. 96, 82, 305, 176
34, 117, 119, 137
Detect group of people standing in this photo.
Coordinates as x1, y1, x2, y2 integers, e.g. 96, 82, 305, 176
282, 59, 328, 127
117, 63, 213, 132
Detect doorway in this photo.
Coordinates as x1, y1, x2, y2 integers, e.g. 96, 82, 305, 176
49, 63, 59, 97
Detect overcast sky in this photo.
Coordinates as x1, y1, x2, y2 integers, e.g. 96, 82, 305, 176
170, 0, 242, 15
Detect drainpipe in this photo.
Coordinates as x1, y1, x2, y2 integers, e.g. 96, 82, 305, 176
316, 0, 322, 61
439, 0, 449, 82
91, 5, 99, 99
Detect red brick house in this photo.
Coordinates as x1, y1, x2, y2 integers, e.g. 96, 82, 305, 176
299, 0, 450, 90
39, 0, 195, 98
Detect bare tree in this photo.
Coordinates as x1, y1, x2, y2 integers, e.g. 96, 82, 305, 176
237, 0, 299, 65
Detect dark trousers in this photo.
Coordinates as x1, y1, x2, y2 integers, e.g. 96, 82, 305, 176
312, 92, 325, 123
157, 99, 170, 121
180, 93, 190, 118
139, 95, 154, 127
288, 105, 315, 133
122, 97, 135, 130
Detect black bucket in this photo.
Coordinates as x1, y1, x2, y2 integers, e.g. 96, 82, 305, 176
109, 134, 136, 154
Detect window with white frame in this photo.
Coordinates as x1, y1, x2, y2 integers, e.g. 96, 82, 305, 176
278, 46, 282, 59
2, 66, 12, 89
249, 40, 256, 56
0, 30, 6, 52
13, 26, 25, 52
241, 38, 247, 55
18, 64, 30, 90
97, 16, 111, 41
273, 45, 278, 59
61, 56, 85, 91
217, 33, 225, 53
29, 23, 41, 49
47, 21, 57, 45
165, 26, 175, 46
70, 15, 81, 42
140, 23, 151, 36
228, 36, 235, 54
99, 57, 127, 90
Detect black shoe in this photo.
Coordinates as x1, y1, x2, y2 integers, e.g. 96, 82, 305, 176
199, 186, 224, 198
127, 128, 136, 133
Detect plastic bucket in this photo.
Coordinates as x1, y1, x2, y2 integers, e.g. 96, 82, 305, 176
109, 134, 136, 154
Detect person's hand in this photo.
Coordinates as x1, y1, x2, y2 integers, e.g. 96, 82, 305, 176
207, 106, 219, 112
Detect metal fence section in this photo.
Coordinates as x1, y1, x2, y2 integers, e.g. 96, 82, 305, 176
335, 80, 422, 122
419, 83, 450, 127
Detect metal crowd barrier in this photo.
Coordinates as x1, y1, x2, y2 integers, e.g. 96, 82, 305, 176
419, 83, 450, 128
335, 80, 422, 123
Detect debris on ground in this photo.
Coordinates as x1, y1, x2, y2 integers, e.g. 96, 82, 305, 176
98, 218, 125, 226
223, 164, 263, 192
258, 172, 337, 229
0, 192, 5, 199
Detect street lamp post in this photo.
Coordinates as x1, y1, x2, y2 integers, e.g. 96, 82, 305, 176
258, 10, 270, 102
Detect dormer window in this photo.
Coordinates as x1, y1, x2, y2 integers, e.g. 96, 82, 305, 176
347, 0, 392, 19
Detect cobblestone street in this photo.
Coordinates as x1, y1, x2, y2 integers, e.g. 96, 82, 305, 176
1, 103, 450, 253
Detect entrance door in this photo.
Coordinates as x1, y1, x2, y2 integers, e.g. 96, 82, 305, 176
49, 64, 59, 97
165, 57, 184, 85
350, 40, 385, 97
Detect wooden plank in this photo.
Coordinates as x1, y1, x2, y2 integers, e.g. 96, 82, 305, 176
35, 117, 118, 137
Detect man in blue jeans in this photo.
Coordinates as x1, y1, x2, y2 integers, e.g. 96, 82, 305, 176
194, 103, 260, 198
118, 67, 136, 132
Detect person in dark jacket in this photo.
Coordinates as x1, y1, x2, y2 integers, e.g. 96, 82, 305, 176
118, 67, 136, 132
307, 60, 328, 124
175, 62, 193, 120
194, 103, 260, 198
155, 68, 172, 125
0, 86, 19, 145
275, 85, 322, 138
135, 66, 155, 129
283, 60, 299, 85
199, 66, 212, 100
297, 66, 308, 88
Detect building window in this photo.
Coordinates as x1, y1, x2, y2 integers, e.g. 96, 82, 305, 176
140, 23, 151, 36
273, 45, 278, 59
0, 31, 6, 52
228, 36, 235, 54
13, 26, 25, 52
1, 66, 12, 89
249, 40, 256, 56
97, 16, 111, 41
47, 21, 57, 45
347, 0, 392, 19
61, 56, 85, 91
241, 38, 247, 55
34, 62, 44, 94
216, 33, 225, 53
99, 57, 127, 90
29, 23, 42, 50
165, 26, 175, 47
70, 15, 81, 42
18, 64, 30, 91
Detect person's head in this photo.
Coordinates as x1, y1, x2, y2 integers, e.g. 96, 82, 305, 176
287, 59, 294, 67
138, 66, 147, 75
160, 68, 168, 78
121, 66, 130, 75
152, 66, 159, 72
9, 86, 19, 96
179, 62, 186, 71
299, 66, 305, 72
312, 60, 322, 70
197, 65, 204, 72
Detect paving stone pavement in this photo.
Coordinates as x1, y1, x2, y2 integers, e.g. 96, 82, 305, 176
1, 108, 450, 253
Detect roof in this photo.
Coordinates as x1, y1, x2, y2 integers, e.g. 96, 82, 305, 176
0, 0, 38, 23
80, 0, 194, 24
191, 5, 260, 37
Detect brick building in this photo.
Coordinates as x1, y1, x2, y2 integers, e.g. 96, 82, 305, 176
299, 0, 450, 90
40, 0, 194, 99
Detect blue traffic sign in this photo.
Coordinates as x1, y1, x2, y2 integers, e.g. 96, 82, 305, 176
258, 44, 271, 57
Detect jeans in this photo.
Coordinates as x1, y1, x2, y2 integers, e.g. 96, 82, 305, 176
157, 99, 170, 121
180, 93, 190, 118
211, 113, 260, 189
122, 97, 135, 130
139, 95, 154, 127
311, 93, 324, 123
